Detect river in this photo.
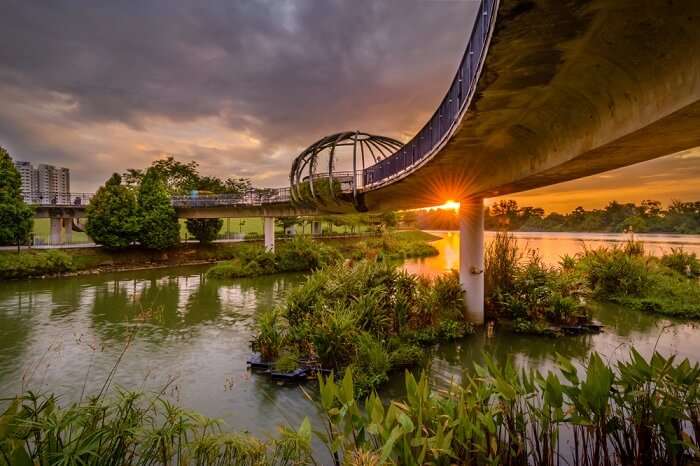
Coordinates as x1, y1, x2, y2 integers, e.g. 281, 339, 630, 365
1, 231, 700, 445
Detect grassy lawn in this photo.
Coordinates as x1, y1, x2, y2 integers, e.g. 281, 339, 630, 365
33, 217, 380, 244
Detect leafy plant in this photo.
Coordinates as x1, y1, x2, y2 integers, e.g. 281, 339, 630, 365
137, 168, 181, 250
0, 146, 33, 249
86, 173, 141, 249
186, 218, 223, 244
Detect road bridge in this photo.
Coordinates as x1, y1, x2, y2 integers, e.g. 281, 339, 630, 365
29, 0, 700, 323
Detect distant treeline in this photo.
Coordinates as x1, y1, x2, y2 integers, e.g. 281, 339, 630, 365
408, 200, 700, 234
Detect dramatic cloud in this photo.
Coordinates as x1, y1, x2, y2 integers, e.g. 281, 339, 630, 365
0, 0, 697, 210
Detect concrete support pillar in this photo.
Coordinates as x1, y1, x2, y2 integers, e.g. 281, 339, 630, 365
263, 217, 275, 252
50, 217, 63, 245
311, 221, 322, 236
459, 198, 485, 324
62, 218, 73, 244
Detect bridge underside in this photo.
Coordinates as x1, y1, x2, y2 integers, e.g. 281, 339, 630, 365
361, 0, 700, 211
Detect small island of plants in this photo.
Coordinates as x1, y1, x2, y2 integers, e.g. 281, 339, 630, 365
206, 231, 439, 279
251, 260, 472, 393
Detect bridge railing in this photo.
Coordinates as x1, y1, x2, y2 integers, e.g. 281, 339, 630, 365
171, 187, 293, 208
362, 0, 497, 187
26, 192, 94, 207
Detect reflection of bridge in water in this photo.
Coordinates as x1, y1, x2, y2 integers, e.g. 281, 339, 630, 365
33, 0, 700, 323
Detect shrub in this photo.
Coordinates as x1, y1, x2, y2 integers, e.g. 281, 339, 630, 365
137, 168, 180, 249
86, 173, 140, 248
580, 247, 650, 296
661, 247, 700, 277
186, 218, 223, 244
0, 146, 33, 247
485, 232, 521, 299
388, 343, 423, 367
0, 250, 74, 279
251, 308, 284, 361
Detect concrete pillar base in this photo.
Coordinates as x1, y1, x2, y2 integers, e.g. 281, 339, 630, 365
62, 218, 73, 244
264, 217, 275, 252
459, 198, 485, 324
50, 217, 63, 245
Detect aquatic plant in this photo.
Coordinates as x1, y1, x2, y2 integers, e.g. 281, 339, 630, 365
0, 389, 314, 466
661, 247, 700, 277
485, 233, 591, 331
252, 261, 473, 392
314, 349, 700, 466
578, 243, 700, 317
5, 350, 700, 465
207, 237, 341, 279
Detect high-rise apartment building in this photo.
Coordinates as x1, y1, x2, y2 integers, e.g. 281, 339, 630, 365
12, 160, 71, 204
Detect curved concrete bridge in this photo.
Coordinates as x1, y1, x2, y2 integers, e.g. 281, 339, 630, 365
33, 0, 700, 323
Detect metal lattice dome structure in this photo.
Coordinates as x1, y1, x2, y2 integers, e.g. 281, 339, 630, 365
289, 131, 403, 211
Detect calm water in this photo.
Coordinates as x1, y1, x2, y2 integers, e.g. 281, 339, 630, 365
2, 231, 700, 443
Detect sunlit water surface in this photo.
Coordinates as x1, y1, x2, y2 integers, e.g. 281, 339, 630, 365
1, 231, 700, 454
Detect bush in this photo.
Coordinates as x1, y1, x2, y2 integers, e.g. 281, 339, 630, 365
0, 146, 33, 247
580, 247, 650, 296
186, 218, 223, 244
661, 248, 700, 277
137, 168, 180, 250
485, 238, 591, 329
0, 250, 74, 279
207, 238, 343, 279
86, 173, 140, 248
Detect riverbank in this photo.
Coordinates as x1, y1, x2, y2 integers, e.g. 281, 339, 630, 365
0, 230, 440, 280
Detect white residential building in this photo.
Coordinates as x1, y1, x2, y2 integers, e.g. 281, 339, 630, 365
12, 160, 71, 204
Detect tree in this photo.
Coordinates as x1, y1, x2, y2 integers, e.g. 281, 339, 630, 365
380, 211, 398, 228
137, 168, 180, 249
86, 173, 140, 248
186, 218, 223, 244
0, 147, 33, 249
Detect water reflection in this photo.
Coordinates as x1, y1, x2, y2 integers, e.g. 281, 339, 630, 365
404, 230, 700, 276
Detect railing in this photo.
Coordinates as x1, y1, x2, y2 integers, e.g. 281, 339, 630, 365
26, 192, 94, 207
362, 0, 497, 187
171, 187, 293, 208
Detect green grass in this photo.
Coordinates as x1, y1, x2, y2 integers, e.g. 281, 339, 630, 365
32, 218, 90, 243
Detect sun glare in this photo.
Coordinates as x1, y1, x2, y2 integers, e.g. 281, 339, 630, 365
440, 200, 461, 211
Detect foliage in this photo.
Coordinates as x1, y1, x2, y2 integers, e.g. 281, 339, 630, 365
573, 242, 700, 318
207, 237, 342, 279
186, 218, 224, 244
0, 147, 33, 247
86, 173, 141, 248
661, 247, 700, 277
124, 156, 251, 196
252, 261, 473, 393
0, 250, 73, 279
314, 349, 700, 466
6, 350, 700, 465
346, 233, 438, 261
485, 233, 590, 331
0, 390, 314, 466
137, 168, 181, 250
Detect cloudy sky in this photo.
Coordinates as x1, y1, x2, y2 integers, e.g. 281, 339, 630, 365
1, 0, 698, 213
